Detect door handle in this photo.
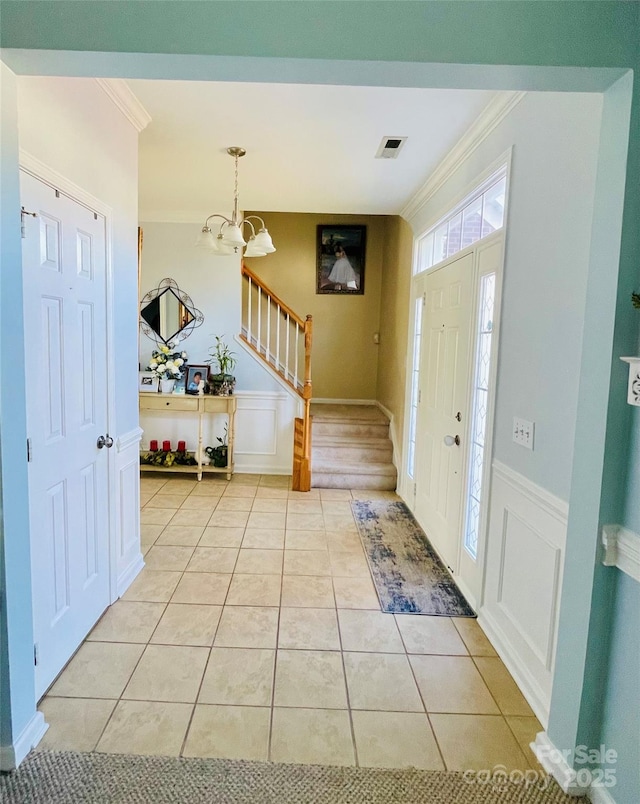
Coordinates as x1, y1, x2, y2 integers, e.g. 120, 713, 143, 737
97, 434, 114, 449
444, 434, 460, 447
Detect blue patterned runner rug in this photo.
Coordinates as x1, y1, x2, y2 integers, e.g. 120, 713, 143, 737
351, 500, 476, 617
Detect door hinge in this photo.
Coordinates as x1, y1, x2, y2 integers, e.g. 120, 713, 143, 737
418, 389, 421, 403
34, 643, 39, 666
21, 206, 38, 238
27, 438, 32, 462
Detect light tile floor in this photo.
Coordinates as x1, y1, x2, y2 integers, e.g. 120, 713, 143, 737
39, 473, 543, 771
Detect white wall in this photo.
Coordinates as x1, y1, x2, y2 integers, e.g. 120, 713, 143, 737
139, 221, 298, 473
408, 91, 603, 503
18, 77, 140, 437
139, 221, 283, 392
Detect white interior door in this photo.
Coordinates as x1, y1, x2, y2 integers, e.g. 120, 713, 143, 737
414, 253, 473, 572
21, 170, 111, 698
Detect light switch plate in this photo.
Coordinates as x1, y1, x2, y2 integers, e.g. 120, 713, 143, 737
513, 417, 534, 449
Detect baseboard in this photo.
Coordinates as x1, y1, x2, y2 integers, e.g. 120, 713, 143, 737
531, 732, 590, 797
234, 464, 293, 475
375, 401, 400, 469
116, 552, 145, 598
478, 608, 550, 726
0, 711, 48, 770
312, 398, 377, 405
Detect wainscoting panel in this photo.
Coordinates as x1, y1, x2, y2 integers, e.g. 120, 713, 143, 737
233, 392, 297, 474
115, 427, 144, 597
479, 461, 568, 726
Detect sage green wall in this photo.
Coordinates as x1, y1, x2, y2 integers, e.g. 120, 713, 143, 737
245, 212, 386, 401
376, 216, 414, 454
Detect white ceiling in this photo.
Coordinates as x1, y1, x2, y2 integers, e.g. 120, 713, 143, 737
128, 79, 497, 222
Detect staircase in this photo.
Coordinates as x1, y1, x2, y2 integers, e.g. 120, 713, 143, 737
240, 263, 313, 491
311, 404, 397, 490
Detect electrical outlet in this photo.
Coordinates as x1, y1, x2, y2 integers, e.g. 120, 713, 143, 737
513, 417, 534, 450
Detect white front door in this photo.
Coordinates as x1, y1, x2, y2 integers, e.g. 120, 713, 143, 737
21, 171, 111, 698
414, 253, 473, 572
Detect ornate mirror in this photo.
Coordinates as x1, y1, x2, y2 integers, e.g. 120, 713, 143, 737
140, 277, 204, 345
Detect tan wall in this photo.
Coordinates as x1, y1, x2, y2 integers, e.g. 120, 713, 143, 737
245, 212, 387, 400
376, 216, 414, 458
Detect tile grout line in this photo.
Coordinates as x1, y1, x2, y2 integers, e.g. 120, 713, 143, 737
178, 505, 245, 758
267, 555, 286, 763
333, 580, 359, 768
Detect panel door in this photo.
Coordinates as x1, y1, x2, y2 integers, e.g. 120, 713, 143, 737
414, 253, 473, 572
21, 171, 111, 698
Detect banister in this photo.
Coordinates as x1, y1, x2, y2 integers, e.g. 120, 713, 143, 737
242, 263, 306, 328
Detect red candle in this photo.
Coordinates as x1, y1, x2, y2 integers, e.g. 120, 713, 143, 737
162, 440, 171, 451
177, 440, 186, 452
149, 439, 158, 451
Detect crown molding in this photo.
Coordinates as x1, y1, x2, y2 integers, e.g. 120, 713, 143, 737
95, 78, 151, 132
400, 90, 526, 223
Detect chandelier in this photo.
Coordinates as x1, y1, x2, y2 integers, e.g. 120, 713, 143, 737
195, 147, 276, 257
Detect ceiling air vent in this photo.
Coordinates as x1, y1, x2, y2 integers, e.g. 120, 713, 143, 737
375, 136, 407, 159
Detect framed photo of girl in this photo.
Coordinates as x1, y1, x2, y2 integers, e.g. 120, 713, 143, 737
316, 225, 366, 295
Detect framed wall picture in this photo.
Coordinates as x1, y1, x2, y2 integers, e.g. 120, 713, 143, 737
186, 364, 209, 394
139, 371, 159, 393
316, 225, 366, 295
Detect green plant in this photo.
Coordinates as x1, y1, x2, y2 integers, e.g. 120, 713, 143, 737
207, 335, 237, 377
632, 291, 640, 310
205, 424, 229, 467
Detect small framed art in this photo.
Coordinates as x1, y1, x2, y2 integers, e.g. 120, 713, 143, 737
139, 371, 159, 393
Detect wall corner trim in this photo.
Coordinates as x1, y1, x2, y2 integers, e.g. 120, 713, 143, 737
531, 732, 590, 796
400, 90, 526, 223
0, 711, 48, 771
116, 426, 143, 453
95, 79, 152, 132
601, 523, 640, 582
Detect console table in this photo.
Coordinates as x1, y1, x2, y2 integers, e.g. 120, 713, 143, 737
139, 393, 237, 480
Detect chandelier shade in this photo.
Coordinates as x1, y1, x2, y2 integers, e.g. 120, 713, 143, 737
196, 147, 276, 258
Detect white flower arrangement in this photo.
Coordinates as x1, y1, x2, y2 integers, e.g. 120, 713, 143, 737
146, 343, 188, 379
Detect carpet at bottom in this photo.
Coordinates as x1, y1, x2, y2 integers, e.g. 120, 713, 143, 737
1, 750, 588, 804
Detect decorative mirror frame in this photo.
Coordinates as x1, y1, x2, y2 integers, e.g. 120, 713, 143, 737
140, 277, 204, 346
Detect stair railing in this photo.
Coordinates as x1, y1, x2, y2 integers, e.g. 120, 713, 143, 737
240, 263, 312, 491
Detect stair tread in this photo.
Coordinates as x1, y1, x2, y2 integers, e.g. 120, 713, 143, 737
312, 460, 397, 476
310, 404, 388, 425
312, 435, 392, 448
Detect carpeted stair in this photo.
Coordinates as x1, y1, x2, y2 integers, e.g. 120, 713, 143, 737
311, 404, 397, 490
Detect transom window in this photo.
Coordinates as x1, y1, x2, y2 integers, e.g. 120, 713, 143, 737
415, 169, 506, 274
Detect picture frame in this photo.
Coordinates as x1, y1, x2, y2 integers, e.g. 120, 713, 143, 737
185, 364, 209, 394
172, 371, 187, 395
316, 225, 366, 295
139, 371, 159, 393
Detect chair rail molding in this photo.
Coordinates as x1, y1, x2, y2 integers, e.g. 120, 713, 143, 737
601, 524, 640, 582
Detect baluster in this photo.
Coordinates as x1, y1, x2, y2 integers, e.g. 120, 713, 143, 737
257, 286, 262, 355
247, 276, 252, 345
267, 295, 272, 365
285, 313, 290, 382
294, 321, 299, 388
276, 304, 281, 374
